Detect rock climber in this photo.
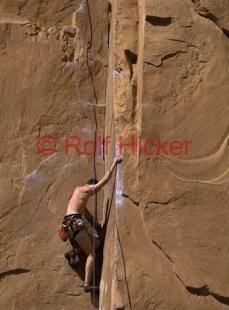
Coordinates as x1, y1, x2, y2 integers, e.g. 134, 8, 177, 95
59, 156, 123, 292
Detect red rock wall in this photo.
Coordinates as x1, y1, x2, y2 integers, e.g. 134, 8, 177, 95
100, 0, 229, 309
0, 0, 228, 309
0, 1, 108, 309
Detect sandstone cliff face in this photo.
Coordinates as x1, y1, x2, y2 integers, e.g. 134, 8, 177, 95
100, 0, 229, 309
0, 0, 228, 310
0, 0, 107, 309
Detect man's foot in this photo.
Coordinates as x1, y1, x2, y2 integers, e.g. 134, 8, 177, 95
83, 283, 99, 293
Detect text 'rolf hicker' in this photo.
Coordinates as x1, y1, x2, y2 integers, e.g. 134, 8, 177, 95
36, 135, 192, 157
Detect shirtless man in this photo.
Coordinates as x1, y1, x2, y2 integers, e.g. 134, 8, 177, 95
61, 157, 122, 292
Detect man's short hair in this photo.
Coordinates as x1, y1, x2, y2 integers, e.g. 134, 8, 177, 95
87, 178, 98, 185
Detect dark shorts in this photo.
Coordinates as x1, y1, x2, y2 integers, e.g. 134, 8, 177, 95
64, 213, 100, 240
82, 216, 100, 240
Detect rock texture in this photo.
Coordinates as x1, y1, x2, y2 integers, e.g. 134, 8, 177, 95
0, 0, 108, 309
0, 0, 228, 309
100, 0, 229, 309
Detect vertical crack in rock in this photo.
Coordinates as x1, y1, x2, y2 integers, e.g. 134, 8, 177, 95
107, 2, 112, 48
113, 156, 133, 309
145, 16, 172, 27
108, 3, 112, 13
124, 49, 138, 80
85, 0, 98, 110
124, 48, 138, 121
115, 158, 124, 208
116, 224, 133, 310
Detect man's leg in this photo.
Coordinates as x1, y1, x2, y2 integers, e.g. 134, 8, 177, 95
76, 230, 100, 286
85, 253, 93, 285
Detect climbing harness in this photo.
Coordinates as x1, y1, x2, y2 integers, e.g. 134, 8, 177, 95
58, 214, 85, 242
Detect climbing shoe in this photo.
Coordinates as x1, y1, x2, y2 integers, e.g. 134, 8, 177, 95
64, 249, 79, 266
83, 284, 99, 293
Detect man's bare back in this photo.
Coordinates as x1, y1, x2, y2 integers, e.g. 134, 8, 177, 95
66, 185, 93, 215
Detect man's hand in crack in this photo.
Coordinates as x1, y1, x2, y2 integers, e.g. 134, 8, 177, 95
114, 156, 123, 165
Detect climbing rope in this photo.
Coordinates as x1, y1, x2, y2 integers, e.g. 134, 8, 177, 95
85, 0, 100, 300
85, 0, 98, 211
102, 165, 117, 234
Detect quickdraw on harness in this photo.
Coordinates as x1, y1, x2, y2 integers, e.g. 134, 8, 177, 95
58, 215, 85, 242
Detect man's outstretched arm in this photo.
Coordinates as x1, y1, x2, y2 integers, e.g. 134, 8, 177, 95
90, 157, 122, 193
